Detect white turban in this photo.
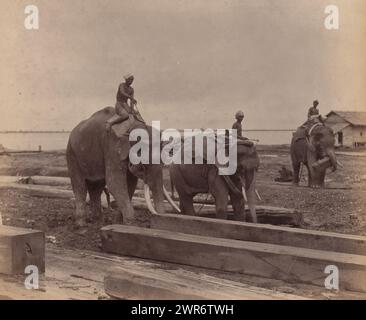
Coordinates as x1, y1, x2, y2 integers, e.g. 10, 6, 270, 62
123, 73, 134, 80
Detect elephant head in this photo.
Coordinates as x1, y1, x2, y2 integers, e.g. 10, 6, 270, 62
127, 125, 178, 215
307, 123, 337, 186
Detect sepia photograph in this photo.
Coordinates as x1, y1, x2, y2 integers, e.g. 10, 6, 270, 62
0, 0, 366, 307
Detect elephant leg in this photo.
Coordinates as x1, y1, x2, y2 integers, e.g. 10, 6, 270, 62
106, 165, 135, 225
307, 163, 321, 187
319, 169, 326, 188
127, 170, 138, 200
104, 187, 111, 210
292, 161, 301, 186
170, 165, 196, 215
211, 177, 229, 220
174, 183, 195, 215
227, 175, 245, 221
72, 180, 87, 227
307, 164, 320, 187
67, 152, 87, 228
180, 193, 196, 216
306, 164, 311, 187
307, 150, 322, 188
86, 179, 105, 220
229, 192, 245, 221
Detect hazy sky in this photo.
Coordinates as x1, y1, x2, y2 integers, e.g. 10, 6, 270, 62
0, 0, 365, 130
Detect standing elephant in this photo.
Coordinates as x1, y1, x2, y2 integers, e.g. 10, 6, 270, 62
66, 106, 175, 227
291, 122, 337, 188
170, 138, 260, 222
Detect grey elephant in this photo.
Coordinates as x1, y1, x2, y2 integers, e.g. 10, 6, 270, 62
169, 137, 260, 222
66, 107, 176, 227
291, 121, 337, 188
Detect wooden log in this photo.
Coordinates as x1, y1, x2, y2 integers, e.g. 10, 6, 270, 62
268, 182, 352, 190
39, 167, 69, 177
101, 225, 366, 293
132, 196, 303, 226
0, 175, 71, 187
0, 183, 73, 199
26, 176, 71, 187
0, 225, 45, 274
151, 213, 366, 255
198, 205, 303, 227
104, 268, 308, 300
2, 150, 42, 154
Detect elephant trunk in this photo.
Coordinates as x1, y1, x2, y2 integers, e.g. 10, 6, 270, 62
151, 183, 165, 214
241, 169, 257, 223
326, 148, 337, 172
144, 165, 165, 215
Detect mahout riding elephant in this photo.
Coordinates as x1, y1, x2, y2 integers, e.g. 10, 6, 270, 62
66, 106, 176, 227
169, 137, 260, 222
291, 121, 337, 188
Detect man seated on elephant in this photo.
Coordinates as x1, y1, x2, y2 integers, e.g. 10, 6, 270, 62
302, 100, 325, 129
307, 100, 320, 120
106, 73, 142, 131
232, 110, 245, 139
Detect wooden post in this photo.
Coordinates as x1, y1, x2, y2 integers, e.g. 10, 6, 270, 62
0, 226, 45, 274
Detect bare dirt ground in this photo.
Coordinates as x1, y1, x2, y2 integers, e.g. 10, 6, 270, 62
1, 146, 365, 248
256, 145, 366, 236
0, 147, 366, 299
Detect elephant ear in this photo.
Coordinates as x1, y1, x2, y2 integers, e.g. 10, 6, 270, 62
117, 136, 131, 161
237, 141, 255, 156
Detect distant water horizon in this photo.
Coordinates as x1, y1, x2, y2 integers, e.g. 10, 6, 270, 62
0, 129, 294, 151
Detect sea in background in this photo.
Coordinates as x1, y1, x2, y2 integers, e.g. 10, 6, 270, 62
0, 130, 294, 151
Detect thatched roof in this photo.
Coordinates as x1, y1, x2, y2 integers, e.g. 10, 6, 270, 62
326, 111, 366, 126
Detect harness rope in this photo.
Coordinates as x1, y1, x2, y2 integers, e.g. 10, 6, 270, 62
308, 122, 323, 136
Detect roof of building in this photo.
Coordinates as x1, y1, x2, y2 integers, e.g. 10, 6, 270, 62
326, 111, 366, 126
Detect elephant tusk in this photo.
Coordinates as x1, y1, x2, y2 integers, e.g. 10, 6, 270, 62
241, 186, 248, 202
337, 160, 344, 168
255, 189, 262, 201
163, 186, 181, 213
144, 184, 158, 215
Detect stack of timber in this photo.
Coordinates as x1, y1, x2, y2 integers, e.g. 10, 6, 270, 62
101, 217, 366, 297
